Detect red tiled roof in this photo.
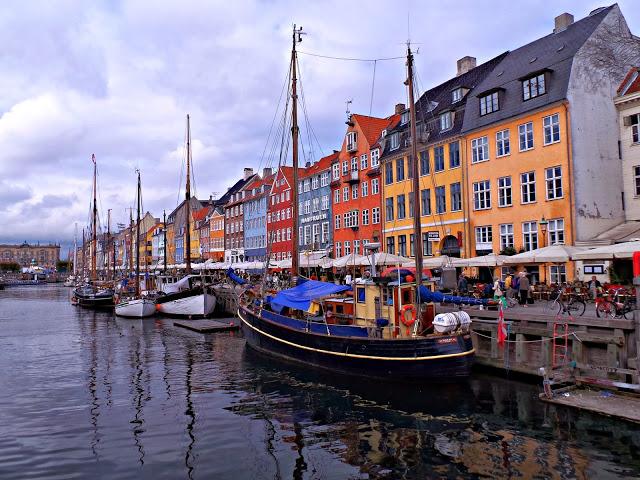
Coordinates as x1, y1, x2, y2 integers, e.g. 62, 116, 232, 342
618, 67, 640, 96
300, 151, 339, 178
352, 114, 399, 146
192, 207, 209, 222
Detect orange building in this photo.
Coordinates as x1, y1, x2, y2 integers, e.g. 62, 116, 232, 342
208, 207, 225, 261
331, 113, 399, 258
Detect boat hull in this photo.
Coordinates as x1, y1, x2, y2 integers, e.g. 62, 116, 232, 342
156, 288, 216, 318
115, 298, 156, 318
74, 289, 114, 309
239, 305, 474, 381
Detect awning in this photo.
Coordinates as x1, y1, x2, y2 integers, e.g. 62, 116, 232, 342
359, 252, 412, 267
571, 241, 640, 260
403, 255, 451, 268
451, 253, 508, 267
270, 278, 351, 312
503, 245, 588, 264
332, 254, 367, 268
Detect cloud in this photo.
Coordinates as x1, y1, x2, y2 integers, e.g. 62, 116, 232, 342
0, 0, 637, 256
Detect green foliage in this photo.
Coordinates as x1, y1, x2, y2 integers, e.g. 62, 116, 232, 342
0, 262, 20, 272
56, 260, 71, 272
499, 246, 517, 256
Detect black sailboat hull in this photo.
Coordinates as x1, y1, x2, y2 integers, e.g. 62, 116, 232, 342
74, 288, 115, 309
239, 305, 474, 381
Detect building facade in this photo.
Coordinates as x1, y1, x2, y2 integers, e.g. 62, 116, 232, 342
331, 114, 397, 258
268, 166, 294, 262
209, 207, 225, 261
223, 168, 256, 264
244, 171, 273, 262
617, 67, 640, 221
297, 154, 336, 258
0, 242, 60, 268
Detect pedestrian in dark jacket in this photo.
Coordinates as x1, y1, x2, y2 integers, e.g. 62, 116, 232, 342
518, 271, 530, 306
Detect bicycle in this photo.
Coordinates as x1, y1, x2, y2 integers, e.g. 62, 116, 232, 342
545, 288, 586, 316
596, 288, 636, 319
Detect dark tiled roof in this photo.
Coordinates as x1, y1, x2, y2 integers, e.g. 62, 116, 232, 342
381, 52, 508, 158
462, 6, 613, 133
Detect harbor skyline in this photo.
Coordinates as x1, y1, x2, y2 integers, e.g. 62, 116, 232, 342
2, 0, 639, 254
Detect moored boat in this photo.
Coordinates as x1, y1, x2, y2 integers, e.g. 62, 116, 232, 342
115, 297, 156, 318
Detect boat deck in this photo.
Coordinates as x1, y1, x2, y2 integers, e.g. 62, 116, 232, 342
173, 318, 240, 333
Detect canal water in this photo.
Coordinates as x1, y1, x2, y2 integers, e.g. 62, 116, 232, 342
1, 286, 639, 479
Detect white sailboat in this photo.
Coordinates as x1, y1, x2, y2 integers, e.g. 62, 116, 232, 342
115, 169, 156, 318
155, 115, 217, 318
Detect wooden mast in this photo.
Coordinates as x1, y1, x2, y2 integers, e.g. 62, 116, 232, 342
185, 114, 192, 275
129, 208, 134, 275
73, 223, 77, 277
163, 210, 167, 273
135, 170, 141, 296
407, 46, 424, 305
107, 209, 112, 281
91, 154, 97, 282
290, 25, 303, 277
81, 228, 86, 280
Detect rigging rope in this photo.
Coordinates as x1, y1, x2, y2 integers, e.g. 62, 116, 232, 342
298, 51, 404, 62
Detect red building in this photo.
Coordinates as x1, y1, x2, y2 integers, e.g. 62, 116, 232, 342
267, 166, 294, 262
331, 113, 399, 258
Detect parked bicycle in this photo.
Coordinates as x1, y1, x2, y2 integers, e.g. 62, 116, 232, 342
595, 288, 636, 319
545, 288, 586, 316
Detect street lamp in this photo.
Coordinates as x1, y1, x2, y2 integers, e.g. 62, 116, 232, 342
539, 216, 548, 248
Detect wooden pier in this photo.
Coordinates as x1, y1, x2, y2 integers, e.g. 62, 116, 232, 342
173, 318, 240, 333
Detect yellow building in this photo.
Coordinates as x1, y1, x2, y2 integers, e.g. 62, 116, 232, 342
381, 54, 506, 260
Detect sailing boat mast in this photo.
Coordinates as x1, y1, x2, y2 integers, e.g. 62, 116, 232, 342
163, 210, 167, 273
107, 209, 112, 281
129, 208, 134, 275
73, 223, 78, 277
290, 25, 303, 277
135, 170, 141, 296
81, 228, 86, 280
185, 115, 192, 275
407, 46, 424, 298
91, 154, 98, 282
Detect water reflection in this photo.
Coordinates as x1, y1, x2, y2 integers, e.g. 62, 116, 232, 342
1, 286, 640, 479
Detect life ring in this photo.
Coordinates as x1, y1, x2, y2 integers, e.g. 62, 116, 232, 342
401, 304, 417, 327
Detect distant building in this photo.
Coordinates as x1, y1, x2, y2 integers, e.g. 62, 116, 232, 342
268, 166, 294, 262
244, 169, 274, 262
0, 241, 60, 268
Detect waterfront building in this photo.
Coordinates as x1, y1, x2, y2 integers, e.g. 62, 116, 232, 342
381, 53, 506, 260
0, 241, 60, 269
208, 207, 225, 261
167, 197, 206, 264
297, 153, 336, 258
165, 221, 175, 265
267, 166, 294, 262
192, 206, 210, 261
244, 169, 274, 262
151, 223, 165, 265
331, 113, 399, 259
617, 67, 640, 221
462, 6, 639, 283
224, 168, 257, 264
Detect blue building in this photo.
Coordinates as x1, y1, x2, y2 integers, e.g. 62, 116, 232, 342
297, 152, 337, 255
244, 170, 273, 262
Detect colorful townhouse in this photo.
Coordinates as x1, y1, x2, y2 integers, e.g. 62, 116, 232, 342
244, 169, 274, 262
267, 166, 294, 262
462, 6, 639, 283
167, 197, 205, 264
208, 207, 225, 261
380, 53, 506, 259
224, 168, 257, 263
298, 153, 337, 256
194, 206, 211, 260
331, 113, 399, 258
151, 222, 165, 265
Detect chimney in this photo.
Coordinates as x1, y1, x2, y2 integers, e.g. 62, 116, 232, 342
243, 167, 254, 180
554, 13, 574, 33
456, 56, 477, 76
262, 167, 272, 178
395, 103, 406, 115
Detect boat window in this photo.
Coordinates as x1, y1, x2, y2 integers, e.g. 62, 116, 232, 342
336, 305, 344, 314
402, 289, 412, 304
357, 287, 366, 303
382, 288, 393, 306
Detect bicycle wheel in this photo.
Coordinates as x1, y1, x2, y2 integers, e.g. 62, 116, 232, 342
568, 298, 586, 316
596, 301, 616, 318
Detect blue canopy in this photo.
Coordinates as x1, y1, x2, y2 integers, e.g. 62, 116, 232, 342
226, 267, 247, 285
270, 279, 351, 313
418, 285, 487, 306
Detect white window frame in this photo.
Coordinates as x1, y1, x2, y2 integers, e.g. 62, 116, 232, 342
360, 154, 368, 169
332, 163, 340, 180
334, 214, 341, 230
522, 221, 538, 251
545, 166, 563, 200
499, 224, 514, 250
475, 226, 493, 251
371, 178, 379, 195
480, 91, 499, 116
496, 129, 510, 157
352, 184, 358, 200
312, 176, 319, 190
440, 111, 452, 131
471, 136, 489, 163
389, 133, 400, 151
523, 73, 546, 101
519, 122, 534, 151
520, 171, 536, 204
334, 189, 340, 204
370, 149, 380, 167
549, 265, 566, 284
473, 180, 491, 210
372, 207, 380, 224
362, 209, 369, 225
342, 161, 348, 175
351, 157, 358, 172
498, 176, 512, 207
321, 195, 329, 210
361, 181, 368, 197
543, 113, 560, 145
452, 88, 463, 103
320, 172, 329, 187
343, 186, 349, 202
548, 218, 565, 245
634, 166, 640, 196
335, 242, 342, 257
321, 222, 329, 243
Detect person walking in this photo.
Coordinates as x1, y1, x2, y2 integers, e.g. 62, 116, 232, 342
518, 271, 530, 307
457, 273, 468, 295
493, 277, 506, 308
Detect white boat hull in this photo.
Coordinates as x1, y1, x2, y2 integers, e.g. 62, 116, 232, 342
156, 292, 217, 317
115, 298, 157, 318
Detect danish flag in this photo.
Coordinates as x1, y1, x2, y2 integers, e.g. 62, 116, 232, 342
497, 303, 507, 348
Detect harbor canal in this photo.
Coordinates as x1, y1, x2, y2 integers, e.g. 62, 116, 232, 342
1, 286, 639, 479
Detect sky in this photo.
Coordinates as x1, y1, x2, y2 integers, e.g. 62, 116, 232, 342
0, 0, 638, 258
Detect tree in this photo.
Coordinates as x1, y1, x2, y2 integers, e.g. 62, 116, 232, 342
56, 260, 71, 272
0, 262, 20, 272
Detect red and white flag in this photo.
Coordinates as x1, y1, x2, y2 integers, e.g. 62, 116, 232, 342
497, 303, 507, 348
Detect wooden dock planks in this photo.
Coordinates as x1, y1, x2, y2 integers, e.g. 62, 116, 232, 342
173, 318, 240, 333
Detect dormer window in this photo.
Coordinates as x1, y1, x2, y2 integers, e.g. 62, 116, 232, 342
389, 132, 400, 151
452, 88, 463, 103
400, 111, 409, 125
479, 91, 499, 116
523, 73, 546, 100
346, 131, 357, 152
440, 112, 453, 131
